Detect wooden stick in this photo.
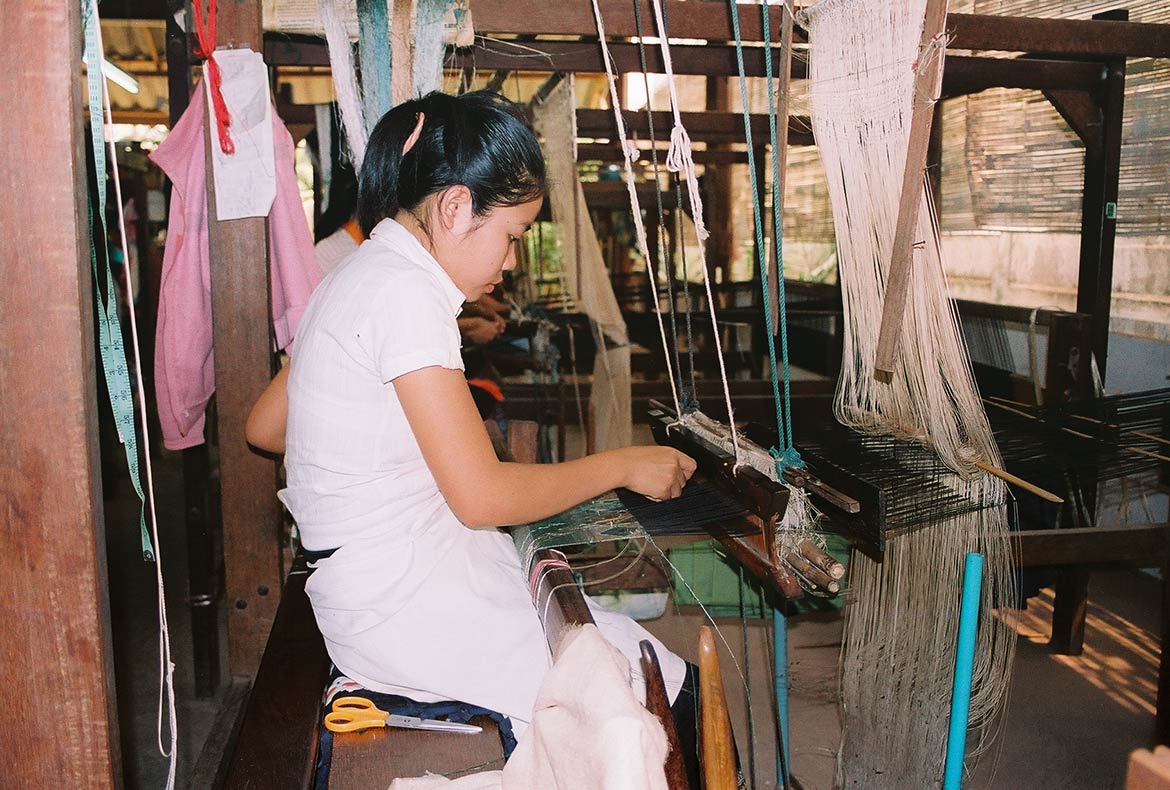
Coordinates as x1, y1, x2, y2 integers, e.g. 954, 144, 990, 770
989, 395, 1036, 409
973, 460, 1064, 504
1128, 429, 1170, 450
982, 397, 1095, 439
1125, 446, 1170, 464
873, 0, 950, 382
698, 626, 738, 790
983, 397, 1040, 421
780, 548, 840, 594
640, 641, 689, 790
798, 538, 847, 580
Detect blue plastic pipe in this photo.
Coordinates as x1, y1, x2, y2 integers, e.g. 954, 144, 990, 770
943, 552, 985, 790
774, 606, 791, 787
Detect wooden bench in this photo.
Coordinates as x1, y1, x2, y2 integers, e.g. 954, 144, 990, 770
222, 557, 328, 789
220, 558, 507, 789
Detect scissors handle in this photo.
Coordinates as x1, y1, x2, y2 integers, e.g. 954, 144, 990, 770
325, 696, 391, 733
325, 709, 387, 733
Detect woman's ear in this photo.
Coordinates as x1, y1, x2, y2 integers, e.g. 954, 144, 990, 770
435, 185, 475, 235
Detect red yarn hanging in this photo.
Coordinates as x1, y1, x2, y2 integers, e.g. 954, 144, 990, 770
192, 0, 235, 155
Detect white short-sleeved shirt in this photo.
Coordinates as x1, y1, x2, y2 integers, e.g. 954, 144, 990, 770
279, 218, 684, 736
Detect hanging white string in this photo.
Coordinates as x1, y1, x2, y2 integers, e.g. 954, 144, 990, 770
646, 0, 741, 464
94, 24, 179, 789
320, 0, 368, 168
588, 0, 681, 420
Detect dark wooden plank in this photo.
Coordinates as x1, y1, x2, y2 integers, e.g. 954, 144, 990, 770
577, 108, 815, 146
473, 0, 790, 43
948, 11, 1170, 59
223, 564, 329, 789
1012, 525, 1169, 567
0, 1, 119, 785
207, 0, 285, 676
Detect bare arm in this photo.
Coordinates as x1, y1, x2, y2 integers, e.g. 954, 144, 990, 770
245, 365, 290, 454
394, 366, 695, 528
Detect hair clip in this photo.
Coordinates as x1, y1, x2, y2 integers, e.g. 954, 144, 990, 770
403, 112, 426, 155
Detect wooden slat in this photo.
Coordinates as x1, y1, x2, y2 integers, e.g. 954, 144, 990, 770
872, 0, 949, 382
0, 1, 119, 785
1012, 525, 1168, 568
576, 108, 814, 146
208, 0, 284, 677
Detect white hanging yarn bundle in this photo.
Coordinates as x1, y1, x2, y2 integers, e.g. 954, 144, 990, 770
800, 0, 1016, 785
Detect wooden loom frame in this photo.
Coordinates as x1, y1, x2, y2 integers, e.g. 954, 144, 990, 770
8, 0, 1170, 783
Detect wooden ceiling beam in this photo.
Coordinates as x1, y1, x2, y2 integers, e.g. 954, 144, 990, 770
448, 41, 1104, 95
266, 33, 1110, 98
470, 1, 1170, 59
473, 0, 792, 44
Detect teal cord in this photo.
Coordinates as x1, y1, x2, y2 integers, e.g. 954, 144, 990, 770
761, 0, 800, 468
728, 0, 803, 473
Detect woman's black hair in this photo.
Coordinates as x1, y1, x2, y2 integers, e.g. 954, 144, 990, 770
356, 90, 547, 237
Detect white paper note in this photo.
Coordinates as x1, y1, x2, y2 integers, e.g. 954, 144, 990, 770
205, 48, 276, 221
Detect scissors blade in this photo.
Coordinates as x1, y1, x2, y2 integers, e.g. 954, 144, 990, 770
385, 714, 482, 734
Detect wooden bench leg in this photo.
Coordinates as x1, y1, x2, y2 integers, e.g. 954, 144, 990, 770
1050, 567, 1090, 655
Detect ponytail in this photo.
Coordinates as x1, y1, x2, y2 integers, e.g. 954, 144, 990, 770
356, 91, 546, 237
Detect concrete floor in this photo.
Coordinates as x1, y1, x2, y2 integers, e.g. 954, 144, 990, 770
105, 448, 1162, 789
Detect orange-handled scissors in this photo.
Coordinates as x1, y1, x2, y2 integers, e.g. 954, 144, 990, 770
324, 696, 483, 735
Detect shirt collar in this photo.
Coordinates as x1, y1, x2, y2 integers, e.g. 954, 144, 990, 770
369, 218, 467, 316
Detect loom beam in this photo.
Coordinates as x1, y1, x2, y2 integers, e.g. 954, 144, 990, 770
646, 403, 808, 600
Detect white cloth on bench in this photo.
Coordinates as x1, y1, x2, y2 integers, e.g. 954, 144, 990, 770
390, 624, 668, 790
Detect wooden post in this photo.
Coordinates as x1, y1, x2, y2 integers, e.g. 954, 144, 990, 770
0, 1, 119, 785
206, 0, 284, 677
1046, 311, 1096, 656
1075, 9, 1128, 384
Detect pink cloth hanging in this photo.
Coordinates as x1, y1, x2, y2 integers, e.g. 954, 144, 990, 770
150, 90, 320, 450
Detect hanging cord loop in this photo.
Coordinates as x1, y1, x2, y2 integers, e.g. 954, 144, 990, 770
192, 0, 235, 154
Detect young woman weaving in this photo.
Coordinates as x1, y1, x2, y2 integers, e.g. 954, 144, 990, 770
276, 91, 697, 747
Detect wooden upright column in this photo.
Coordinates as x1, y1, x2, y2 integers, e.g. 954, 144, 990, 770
1075, 9, 1128, 383
0, 1, 119, 785
206, 0, 284, 677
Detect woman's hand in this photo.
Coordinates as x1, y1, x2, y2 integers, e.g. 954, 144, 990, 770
616, 446, 697, 501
